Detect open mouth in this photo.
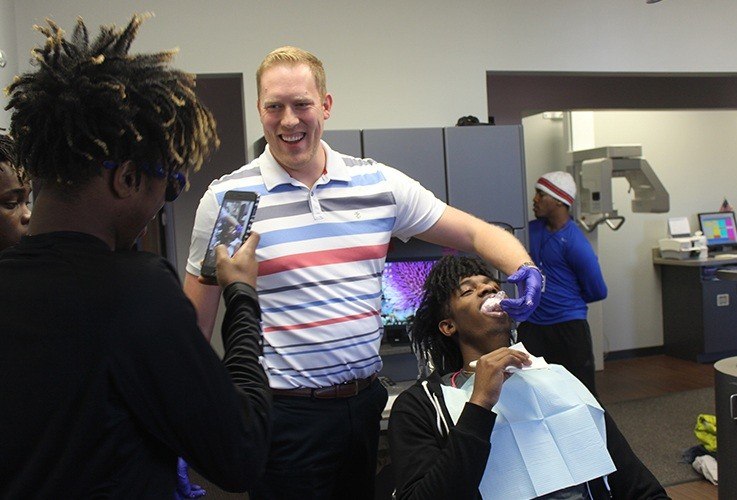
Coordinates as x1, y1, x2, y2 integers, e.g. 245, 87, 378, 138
480, 292, 507, 317
280, 132, 305, 143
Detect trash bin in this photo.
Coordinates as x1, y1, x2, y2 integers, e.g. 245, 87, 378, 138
715, 356, 737, 500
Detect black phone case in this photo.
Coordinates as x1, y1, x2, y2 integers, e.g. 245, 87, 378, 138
201, 192, 260, 278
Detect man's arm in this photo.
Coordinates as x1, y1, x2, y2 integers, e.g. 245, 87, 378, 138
183, 187, 224, 341
415, 206, 529, 275
389, 394, 495, 500
183, 272, 222, 341
569, 233, 608, 303
415, 206, 543, 321
111, 252, 270, 492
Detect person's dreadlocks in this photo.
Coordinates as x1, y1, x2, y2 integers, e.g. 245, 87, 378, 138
411, 255, 496, 375
4, 13, 219, 190
0, 134, 28, 185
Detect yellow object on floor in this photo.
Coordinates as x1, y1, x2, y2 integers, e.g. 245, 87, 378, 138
694, 414, 717, 452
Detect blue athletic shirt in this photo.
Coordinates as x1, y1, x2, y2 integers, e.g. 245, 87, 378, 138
527, 218, 607, 325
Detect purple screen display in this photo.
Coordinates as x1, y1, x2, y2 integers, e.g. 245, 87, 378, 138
380, 260, 437, 327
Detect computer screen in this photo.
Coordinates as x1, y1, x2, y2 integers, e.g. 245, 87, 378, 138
698, 211, 737, 249
380, 259, 438, 342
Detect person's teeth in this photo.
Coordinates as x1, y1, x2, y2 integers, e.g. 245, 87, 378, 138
282, 133, 303, 142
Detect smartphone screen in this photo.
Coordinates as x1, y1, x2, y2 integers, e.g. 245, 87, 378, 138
201, 190, 259, 278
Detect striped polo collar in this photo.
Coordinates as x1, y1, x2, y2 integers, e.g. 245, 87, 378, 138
260, 140, 351, 191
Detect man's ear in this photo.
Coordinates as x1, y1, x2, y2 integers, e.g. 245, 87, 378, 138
110, 160, 138, 199
438, 318, 456, 338
322, 93, 333, 120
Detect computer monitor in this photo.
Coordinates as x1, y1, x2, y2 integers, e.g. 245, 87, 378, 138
698, 211, 737, 251
380, 258, 438, 344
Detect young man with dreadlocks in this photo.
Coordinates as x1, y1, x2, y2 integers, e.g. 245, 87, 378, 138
0, 14, 271, 498
0, 134, 31, 251
388, 256, 667, 500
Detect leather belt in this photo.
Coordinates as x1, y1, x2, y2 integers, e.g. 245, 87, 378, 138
272, 374, 377, 399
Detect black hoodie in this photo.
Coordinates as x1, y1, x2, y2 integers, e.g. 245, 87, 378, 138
388, 371, 669, 500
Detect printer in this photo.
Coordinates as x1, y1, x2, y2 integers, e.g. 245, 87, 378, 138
658, 216, 708, 260
659, 235, 708, 260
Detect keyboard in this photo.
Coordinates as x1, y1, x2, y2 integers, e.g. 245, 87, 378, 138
712, 253, 737, 260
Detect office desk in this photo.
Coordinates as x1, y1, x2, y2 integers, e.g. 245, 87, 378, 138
653, 250, 737, 362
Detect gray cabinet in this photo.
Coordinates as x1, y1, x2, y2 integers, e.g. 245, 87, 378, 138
322, 129, 362, 158
655, 260, 737, 362
444, 125, 527, 231
703, 279, 737, 355
362, 128, 449, 260
362, 127, 447, 201
324, 126, 528, 230
360, 126, 527, 260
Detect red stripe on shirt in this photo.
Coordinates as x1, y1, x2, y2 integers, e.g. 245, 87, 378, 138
264, 309, 380, 333
259, 243, 390, 276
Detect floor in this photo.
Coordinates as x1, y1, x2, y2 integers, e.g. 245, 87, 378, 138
595, 355, 718, 499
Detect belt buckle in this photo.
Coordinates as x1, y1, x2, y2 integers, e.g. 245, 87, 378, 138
336, 379, 357, 398
313, 383, 339, 399
350, 378, 359, 395
312, 377, 368, 399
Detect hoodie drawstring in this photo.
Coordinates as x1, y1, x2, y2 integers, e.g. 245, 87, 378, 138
422, 380, 450, 436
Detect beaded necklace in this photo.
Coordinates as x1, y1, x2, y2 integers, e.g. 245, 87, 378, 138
449, 369, 473, 388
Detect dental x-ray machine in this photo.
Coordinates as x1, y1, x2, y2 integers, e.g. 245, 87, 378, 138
569, 145, 669, 233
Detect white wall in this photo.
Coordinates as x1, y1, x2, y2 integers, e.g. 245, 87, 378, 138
5, 1, 737, 354
593, 110, 737, 352
522, 113, 567, 198
0, 0, 17, 130
8, 0, 737, 154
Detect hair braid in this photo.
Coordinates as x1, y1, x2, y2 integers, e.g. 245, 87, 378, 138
5, 13, 219, 191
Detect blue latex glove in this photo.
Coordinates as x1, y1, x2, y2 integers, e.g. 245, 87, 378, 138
174, 457, 207, 499
500, 265, 543, 322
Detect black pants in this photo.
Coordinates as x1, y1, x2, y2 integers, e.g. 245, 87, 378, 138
517, 319, 598, 397
250, 378, 388, 500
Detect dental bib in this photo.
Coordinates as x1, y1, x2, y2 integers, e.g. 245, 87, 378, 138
441, 362, 614, 499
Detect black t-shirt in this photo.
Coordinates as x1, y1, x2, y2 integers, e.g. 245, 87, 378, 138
0, 232, 270, 498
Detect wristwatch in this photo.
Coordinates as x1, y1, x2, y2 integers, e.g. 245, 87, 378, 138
517, 261, 538, 271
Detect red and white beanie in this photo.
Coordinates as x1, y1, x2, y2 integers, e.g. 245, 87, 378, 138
536, 171, 576, 207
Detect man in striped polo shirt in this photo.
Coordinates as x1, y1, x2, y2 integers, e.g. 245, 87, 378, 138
184, 46, 543, 499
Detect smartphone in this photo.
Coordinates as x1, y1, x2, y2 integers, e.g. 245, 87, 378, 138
200, 190, 260, 279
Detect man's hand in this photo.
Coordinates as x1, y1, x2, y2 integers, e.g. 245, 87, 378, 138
469, 348, 531, 410
174, 457, 206, 499
212, 232, 260, 289
499, 265, 543, 322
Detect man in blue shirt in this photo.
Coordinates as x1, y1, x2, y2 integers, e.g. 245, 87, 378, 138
517, 171, 608, 395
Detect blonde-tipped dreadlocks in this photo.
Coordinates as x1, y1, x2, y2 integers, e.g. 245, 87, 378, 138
411, 256, 498, 375
5, 13, 219, 190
